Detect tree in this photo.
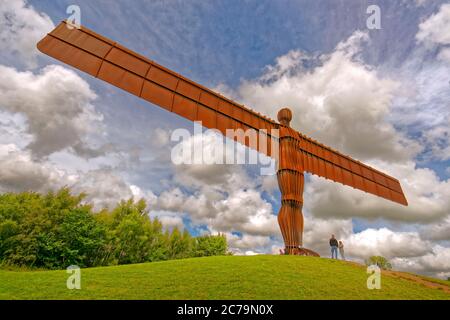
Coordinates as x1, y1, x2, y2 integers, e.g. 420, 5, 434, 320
193, 234, 228, 257
365, 256, 392, 270
105, 198, 168, 264
167, 227, 192, 260
0, 188, 105, 269
0, 219, 19, 259
146, 218, 168, 262
0, 188, 231, 269
59, 209, 107, 267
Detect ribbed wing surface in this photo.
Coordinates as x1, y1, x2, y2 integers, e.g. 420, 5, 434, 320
37, 21, 278, 156
295, 131, 408, 205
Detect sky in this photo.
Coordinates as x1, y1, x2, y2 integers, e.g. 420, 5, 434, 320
0, 0, 450, 279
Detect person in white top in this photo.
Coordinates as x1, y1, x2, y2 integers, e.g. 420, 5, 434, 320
338, 241, 345, 260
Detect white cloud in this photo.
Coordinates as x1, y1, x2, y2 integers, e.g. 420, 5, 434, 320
0, 143, 69, 193
156, 186, 279, 237
228, 31, 450, 225
421, 117, 450, 161
392, 245, 450, 278
300, 216, 432, 262
0, 0, 54, 68
0, 111, 33, 148
304, 161, 450, 223
302, 217, 450, 279
0, 75, 144, 208
149, 210, 185, 231
0, 64, 105, 158
150, 128, 171, 147
416, 4, 450, 46
130, 184, 158, 206
215, 189, 278, 236
158, 215, 184, 230
237, 31, 420, 163
420, 216, 450, 241
389, 55, 450, 162
302, 217, 353, 256
226, 233, 272, 251
157, 131, 280, 238
171, 130, 264, 188
344, 228, 432, 260
437, 47, 450, 63
260, 174, 278, 196
0, 142, 156, 210
416, 3, 450, 64
70, 168, 148, 209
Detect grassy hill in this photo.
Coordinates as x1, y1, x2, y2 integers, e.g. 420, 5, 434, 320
0, 255, 449, 300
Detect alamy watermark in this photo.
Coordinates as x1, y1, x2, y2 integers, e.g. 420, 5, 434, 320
66, 265, 81, 290
66, 5, 81, 29
366, 264, 381, 289
366, 5, 381, 30
170, 122, 279, 176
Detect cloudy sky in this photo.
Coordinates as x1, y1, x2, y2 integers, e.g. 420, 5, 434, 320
1, 0, 450, 278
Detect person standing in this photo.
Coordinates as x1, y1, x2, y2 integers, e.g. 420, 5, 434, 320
329, 234, 338, 259
338, 241, 345, 260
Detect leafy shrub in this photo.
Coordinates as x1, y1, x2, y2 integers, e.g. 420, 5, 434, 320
193, 234, 228, 257
0, 188, 228, 269
365, 256, 392, 270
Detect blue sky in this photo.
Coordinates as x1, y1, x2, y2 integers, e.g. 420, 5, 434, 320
1, 0, 450, 278
28, 0, 450, 186
29, 0, 443, 83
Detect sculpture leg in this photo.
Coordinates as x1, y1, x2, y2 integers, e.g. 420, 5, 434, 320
277, 169, 304, 255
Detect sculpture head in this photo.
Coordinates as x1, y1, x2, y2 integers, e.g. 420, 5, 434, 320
277, 107, 292, 127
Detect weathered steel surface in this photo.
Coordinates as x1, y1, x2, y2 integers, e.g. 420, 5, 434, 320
37, 22, 409, 255
295, 132, 407, 205
276, 109, 304, 254
37, 21, 278, 156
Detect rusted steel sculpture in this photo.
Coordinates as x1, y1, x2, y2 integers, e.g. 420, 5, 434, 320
37, 21, 408, 256
277, 108, 307, 255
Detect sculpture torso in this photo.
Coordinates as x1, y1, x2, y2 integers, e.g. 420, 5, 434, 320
276, 108, 305, 254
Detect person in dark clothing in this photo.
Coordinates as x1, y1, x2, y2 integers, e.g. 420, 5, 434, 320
329, 234, 338, 259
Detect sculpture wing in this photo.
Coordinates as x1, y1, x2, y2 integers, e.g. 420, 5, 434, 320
37, 21, 278, 156
293, 130, 408, 206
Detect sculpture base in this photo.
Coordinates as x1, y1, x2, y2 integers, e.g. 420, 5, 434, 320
285, 247, 320, 257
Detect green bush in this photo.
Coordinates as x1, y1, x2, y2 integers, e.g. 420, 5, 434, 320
0, 188, 228, 269
365, 256, 392, 270
193, 234, 228, 257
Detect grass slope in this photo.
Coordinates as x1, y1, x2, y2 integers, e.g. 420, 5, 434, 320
0, 255, 449, 300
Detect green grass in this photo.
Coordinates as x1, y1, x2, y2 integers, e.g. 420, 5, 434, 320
0, 255, 449, 300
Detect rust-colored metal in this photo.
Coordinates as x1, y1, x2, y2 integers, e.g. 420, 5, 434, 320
37, 22, 409, 255
36, 21, 277, 157
277, 108, 303, 254
276, 108, 319, 256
